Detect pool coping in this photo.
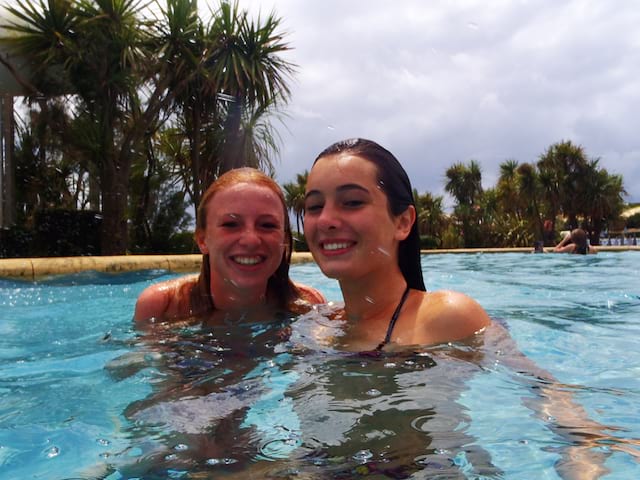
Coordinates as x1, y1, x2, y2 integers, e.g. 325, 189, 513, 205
1, 247, 638, 280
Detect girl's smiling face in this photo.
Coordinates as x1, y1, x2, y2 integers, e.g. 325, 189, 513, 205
196, 182, 286, 301
304, 153, 412, 282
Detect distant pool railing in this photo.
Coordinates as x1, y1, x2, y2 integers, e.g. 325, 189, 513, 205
0, 247, 639, 280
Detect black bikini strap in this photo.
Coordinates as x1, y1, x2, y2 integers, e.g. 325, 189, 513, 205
376, 285, 411, 351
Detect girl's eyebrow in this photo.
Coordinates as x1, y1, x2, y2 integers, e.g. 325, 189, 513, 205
305, 183, 370, 199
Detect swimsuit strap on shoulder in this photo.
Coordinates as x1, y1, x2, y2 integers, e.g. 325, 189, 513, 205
376, 285, 411, 351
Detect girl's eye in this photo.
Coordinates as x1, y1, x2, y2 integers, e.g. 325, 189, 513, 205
221, 221, 239, 228
343, 199, 364, 208
304, 203, 323, 214
260, 222, 280, 230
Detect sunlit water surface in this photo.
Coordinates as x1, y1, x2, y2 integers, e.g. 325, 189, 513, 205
0, 252, 639, 479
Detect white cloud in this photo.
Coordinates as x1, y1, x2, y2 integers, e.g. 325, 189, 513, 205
233, 0, 640, 201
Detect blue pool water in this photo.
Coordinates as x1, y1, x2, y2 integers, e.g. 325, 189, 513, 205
1, 252, 639, 479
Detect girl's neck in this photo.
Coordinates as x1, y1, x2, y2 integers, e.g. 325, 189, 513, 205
209, 282, 268, 312
339, 270, 408, 324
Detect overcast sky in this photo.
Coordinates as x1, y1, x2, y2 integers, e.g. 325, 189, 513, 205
236, 0, 640, 206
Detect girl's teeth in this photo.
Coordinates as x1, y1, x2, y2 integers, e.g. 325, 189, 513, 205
324, 242, 349, 250
234, 256, 261, 265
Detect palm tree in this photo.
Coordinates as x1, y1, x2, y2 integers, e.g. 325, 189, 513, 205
579, 160, 626, 244
153, 0, 293, 221
537, 140, 589, 230
415, 190, 446, 246
207, 1, 295, 176
283, 171, 308, 234
496, 159, 521, 219
445, 160, 483, 247
445, 160, 483, 206
516, 162, 545, 242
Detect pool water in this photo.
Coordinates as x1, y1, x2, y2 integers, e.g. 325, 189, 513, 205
0, 252, 639, 479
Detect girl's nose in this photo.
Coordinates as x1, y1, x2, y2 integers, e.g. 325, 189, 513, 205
316, 204, 339, 231
239, 227, 261, 246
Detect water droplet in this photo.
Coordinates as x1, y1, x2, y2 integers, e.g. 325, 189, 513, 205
206, 457, 237, 465
164, 453, 178, 460
46, 446, 60, 458
96, 438, 111, 446
384, 362, 397, 368
366, 388, 381, 397
352, 449, 373, 463
174, 443, 188, 451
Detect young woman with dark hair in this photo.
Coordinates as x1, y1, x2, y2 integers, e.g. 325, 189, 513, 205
303, 138, 490, 351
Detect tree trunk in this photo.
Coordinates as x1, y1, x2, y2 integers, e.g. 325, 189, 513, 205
100, 154, 130, 255
218, 97, 243, 175
1, 95, 15, 227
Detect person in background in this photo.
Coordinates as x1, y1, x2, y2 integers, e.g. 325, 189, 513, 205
134, 167, 325, 322
543, 219, 556, 246
553, 227, 597, 254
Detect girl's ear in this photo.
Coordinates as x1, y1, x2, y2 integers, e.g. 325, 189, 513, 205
195, 230, 208, 254
394, 205, 416, 241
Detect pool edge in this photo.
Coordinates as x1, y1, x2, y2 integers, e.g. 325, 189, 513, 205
0, 253, 315, 280
0, 248, 638, 280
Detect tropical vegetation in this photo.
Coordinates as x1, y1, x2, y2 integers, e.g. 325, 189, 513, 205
0, 3, 631, 256
0, 0, 293, 254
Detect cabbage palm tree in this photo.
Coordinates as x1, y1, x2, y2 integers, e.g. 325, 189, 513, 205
579, 160, 626, 244
207, 1, 294, 175
496, 159, 522, 219
445, 160, 483, 247
415, 190, 446, 245
537, 140, 589, 229
516, 162, 545, 242
283, 170, 308, 234
154, 0, 293, 219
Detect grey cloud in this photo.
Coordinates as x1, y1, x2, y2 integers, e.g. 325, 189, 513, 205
244, 0, 640, 202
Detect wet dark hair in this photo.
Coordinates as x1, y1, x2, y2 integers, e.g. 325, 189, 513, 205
313, 138, 426, 291
570, 228, 588, 255
190, 168, 296, 313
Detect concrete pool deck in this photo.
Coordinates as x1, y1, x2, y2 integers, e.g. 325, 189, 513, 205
0, 247, 638, 281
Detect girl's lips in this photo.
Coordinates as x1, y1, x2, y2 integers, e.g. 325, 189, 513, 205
230, 255, 265, 266
319, 240, 356, 254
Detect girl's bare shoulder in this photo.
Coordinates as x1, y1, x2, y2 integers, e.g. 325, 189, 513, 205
134, 274, 199, 321
294, 282, 326, 304
416, 289, 491, 342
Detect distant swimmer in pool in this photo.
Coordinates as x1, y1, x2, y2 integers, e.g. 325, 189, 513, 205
553, 227, 597, 254
134, 168, 325, 322
303, 138, 491, 351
